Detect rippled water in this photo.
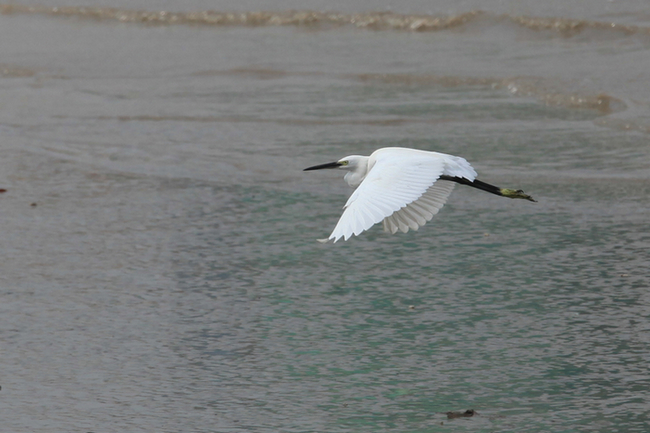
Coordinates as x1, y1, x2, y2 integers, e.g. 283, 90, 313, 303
0, 1, 649, 432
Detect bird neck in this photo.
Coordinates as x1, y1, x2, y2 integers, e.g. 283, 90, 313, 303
343, 156, 370, 187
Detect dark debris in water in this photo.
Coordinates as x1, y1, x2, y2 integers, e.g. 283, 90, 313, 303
446, 409, 477, 419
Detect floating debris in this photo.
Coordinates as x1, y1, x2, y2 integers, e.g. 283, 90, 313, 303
446, 409, 476, 419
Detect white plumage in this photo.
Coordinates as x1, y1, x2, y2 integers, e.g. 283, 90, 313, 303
305, 147, 477, 243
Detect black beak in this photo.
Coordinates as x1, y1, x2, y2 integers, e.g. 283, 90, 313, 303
303, 161, 342, 171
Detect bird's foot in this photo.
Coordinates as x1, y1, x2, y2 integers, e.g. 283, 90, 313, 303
500, 188, 537, 202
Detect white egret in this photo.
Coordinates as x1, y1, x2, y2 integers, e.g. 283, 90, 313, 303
304, 147, 535, 243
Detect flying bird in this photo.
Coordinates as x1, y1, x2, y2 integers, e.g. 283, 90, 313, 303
304, 147, 535, 243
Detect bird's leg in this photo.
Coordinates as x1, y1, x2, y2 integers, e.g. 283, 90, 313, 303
440, 176, 536, 202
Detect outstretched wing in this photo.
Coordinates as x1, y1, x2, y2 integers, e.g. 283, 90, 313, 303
326, 149, 476, 242
381, 180, 456, 234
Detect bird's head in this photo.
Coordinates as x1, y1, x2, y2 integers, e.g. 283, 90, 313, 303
304, 155, 370, 187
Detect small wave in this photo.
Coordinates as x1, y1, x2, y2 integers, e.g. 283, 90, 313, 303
0, 63, 37, 78
594, 118, 650, 134
194, 68, 622, 114
192, 68, 325, 80
353, 73, 623, 114
2, 4, 650, 36
56, 68, 641, 132
86, 114, 429, 126
506, 14, 648, 37
0, 5, 481, 31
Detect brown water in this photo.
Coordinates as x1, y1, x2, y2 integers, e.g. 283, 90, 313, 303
0, 1, 649, 432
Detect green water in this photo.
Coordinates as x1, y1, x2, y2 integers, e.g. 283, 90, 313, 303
169, 149, 649, 431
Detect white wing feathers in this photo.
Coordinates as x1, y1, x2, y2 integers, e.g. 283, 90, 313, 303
381, 180, 456, 234
326, 149, 476, 243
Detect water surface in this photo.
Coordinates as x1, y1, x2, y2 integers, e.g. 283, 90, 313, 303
0, 1, 649, 431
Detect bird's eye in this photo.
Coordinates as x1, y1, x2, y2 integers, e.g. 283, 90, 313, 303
340, 161, 349, 166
